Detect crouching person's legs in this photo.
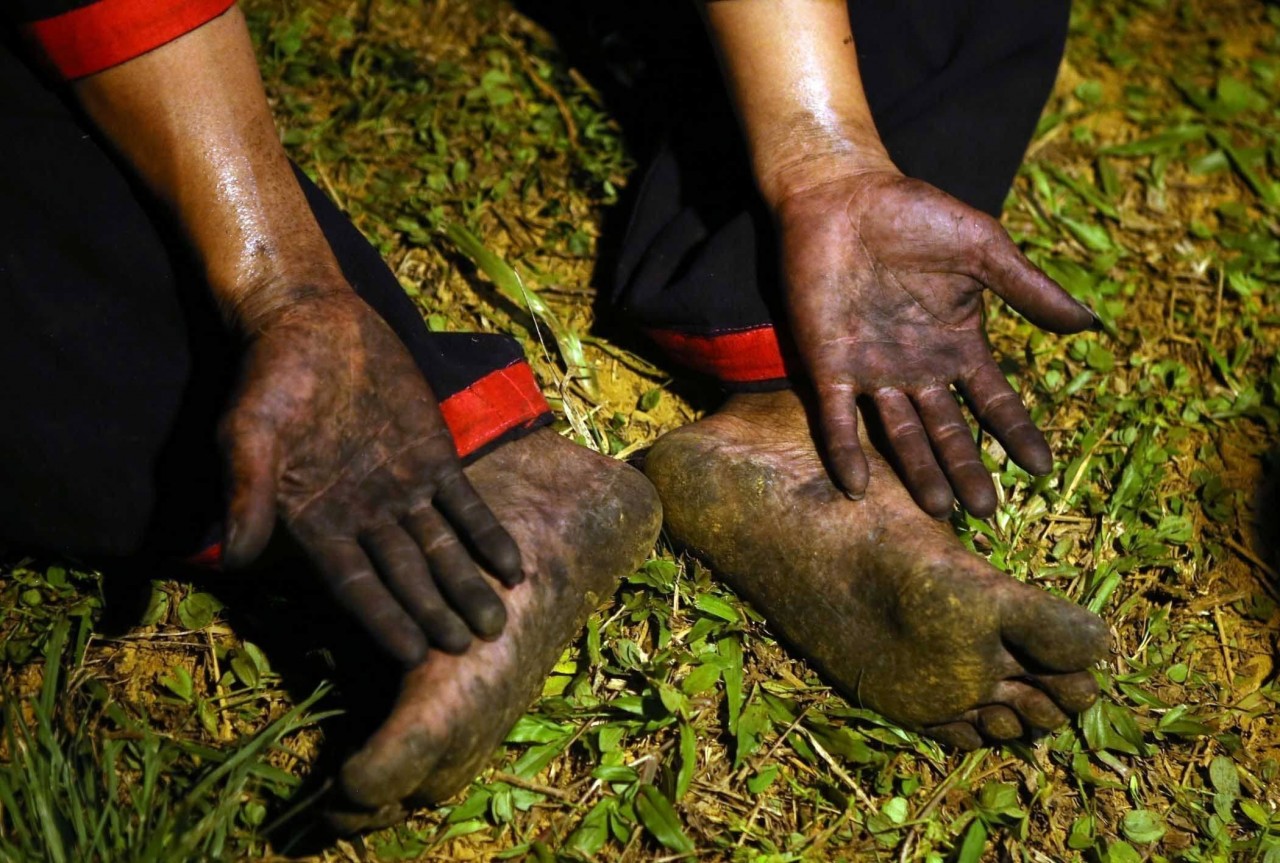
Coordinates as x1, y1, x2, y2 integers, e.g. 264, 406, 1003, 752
0, 36, 660, 833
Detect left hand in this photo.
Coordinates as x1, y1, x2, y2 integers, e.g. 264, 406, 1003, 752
220, 290, 523, 665
776, 168, 1098, 518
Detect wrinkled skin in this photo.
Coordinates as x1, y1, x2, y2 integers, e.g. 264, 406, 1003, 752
219, 291, 523, 664
777, 169, 1100, 518
327, 429, 663, 833
645, 389, 1110, 749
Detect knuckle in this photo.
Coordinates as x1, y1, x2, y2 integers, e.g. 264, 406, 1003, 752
950, 457, 985, 474
889, 422, 927, 442
424, 532, 461, 556
1003, 418, 1038, 437
931, 422, 973, 444
979, 390, 1021, 413
434, 468, 465, 493
329, 568, 375, 594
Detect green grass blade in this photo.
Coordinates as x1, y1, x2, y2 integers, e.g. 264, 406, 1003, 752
443, 221, 599, 397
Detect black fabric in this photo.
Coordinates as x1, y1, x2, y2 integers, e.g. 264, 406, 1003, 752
612, 0, 1072, 364
4, 0, 102, 25
0, 41, 545, 561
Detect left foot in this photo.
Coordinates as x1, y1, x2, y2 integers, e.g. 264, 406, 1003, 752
325, 429, 662, 833
644, 389, 1109, 748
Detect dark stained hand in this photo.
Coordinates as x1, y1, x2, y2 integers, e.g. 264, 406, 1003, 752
218, 290, 523, 665
776, 170, 1099, 518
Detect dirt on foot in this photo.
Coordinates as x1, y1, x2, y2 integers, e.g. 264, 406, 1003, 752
327, 429, 662, 832
645, 389, 1109, 748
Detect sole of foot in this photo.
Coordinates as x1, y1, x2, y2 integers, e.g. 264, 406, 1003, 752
326, 429, 662, 832
643, 389, 1109, 749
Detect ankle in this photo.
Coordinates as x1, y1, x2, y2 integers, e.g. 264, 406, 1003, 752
717, 387, 803, 423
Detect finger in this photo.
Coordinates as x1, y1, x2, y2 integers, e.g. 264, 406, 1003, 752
975, 224, 1098, 334
406, 507, 508, 640
872, 389, 953, 518
364, 523, 474, 653
432, 468, 523, 586
307, 537, 427, 666
913, 385, 997, 518
220, 418, 279, 569
958, 363, 1053, 476
814, 383, 869, 498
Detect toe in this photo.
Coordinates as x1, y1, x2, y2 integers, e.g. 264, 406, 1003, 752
925, 721, 984, 750
1032, 670, 1100, 714
340, 732, 435, 811
1000, 586, 1110, 672
325, 799, 409, 835
989, 680, 1069, 730
974, 705, 1023, 741
339, 664, 446, 810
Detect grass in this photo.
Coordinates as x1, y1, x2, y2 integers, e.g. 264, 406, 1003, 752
2, 0, 1279, 860
0, 609, 335, 861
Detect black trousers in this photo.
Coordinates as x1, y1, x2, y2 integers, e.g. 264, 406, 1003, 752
0, 33, 552, 560
0, 0, 1068, 562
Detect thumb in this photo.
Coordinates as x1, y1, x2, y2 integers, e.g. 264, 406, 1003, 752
978, 229, 1100, 335
220, 416, 280, 569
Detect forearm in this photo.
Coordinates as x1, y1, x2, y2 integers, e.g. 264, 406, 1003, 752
701, 0, 895, 205
72, 7, 343, 333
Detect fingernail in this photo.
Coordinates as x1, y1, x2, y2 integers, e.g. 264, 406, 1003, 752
1085, 308, 1105, 332
844, 489, 865, 502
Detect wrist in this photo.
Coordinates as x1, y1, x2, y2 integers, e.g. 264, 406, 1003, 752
755, 117, 898, 209
221, 268, 353, 336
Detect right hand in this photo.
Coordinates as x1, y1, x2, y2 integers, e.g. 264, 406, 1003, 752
219, 289, 523, 666
775, 167, 1097, 518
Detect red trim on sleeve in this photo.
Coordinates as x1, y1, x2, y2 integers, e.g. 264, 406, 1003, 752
185, 541, 224, 569
645, 325, 788, 384
438, 360, 551, 459
24, 0, 235, 80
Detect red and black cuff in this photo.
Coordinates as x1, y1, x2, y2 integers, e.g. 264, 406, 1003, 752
644, 324, 792, 391
17, 0, 234, 80
440, 357, 553, 462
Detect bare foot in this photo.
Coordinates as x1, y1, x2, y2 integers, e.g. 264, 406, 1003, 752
644, 389, 1108, 748
327, 429, 662, 832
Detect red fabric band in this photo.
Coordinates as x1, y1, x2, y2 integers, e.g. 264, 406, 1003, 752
645, 325, 787, 384
24, 0, 235, 80
437, 360, 550, 459
185, 542, 223, 569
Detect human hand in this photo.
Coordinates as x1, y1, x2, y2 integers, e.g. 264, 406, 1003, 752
776, 169, 1099, 518
219, 290, 522, 664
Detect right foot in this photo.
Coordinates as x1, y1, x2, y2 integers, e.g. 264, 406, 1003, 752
326, 429, 662, 832
645, 390, 1109, 749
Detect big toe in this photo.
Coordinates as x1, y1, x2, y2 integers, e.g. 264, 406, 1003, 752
326, 799, 409, 835
1001, 585, 1110, 673
337, 667, 443, 811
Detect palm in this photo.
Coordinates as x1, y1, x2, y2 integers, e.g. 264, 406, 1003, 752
777, 171, 1096, 518
220, 292, 523, 665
